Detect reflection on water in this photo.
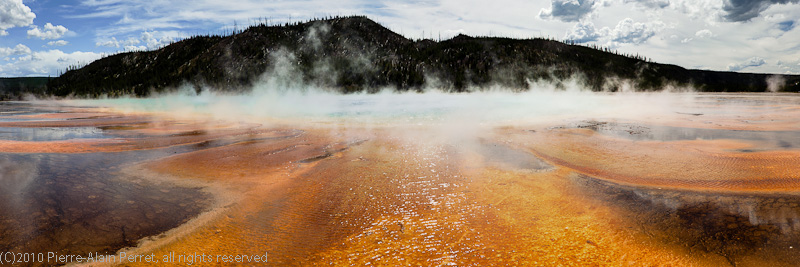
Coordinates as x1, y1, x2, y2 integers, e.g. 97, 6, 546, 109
571, 174, 800, 265
478, 142, 552, 171
1, 93, 799, 265
0, 149, 212, 258
0, 108, 251, 259
0, 127, 108, 141
563, 120, 800, 150
0, 156, 38, 199
0, 104, 303, 263
0, 102, 111, 141
0, 102, 60, 122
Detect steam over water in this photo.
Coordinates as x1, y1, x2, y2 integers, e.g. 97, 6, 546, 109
66, 85, 701, 126
3, 88, 800, 265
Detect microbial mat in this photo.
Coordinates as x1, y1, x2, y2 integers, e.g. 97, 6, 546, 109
1, 92, 800, 266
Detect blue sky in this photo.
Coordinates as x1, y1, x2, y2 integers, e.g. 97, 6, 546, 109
1, 0, 799, 77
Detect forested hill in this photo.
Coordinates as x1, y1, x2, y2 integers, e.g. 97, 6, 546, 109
46, 16, 800, 97
0, 77, 52, 100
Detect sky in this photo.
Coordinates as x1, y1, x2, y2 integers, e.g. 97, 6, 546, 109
0, 0, 799, 77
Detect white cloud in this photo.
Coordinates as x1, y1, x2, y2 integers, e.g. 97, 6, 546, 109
0, 44, 31, 57
95, 30, 185, 52
565, 18, 663, 45
695, 29, 714, 38
95, 38, 118, 47
670, 0, 725, 24
15, 0, 794, 76
47, 40, 69, 46
565, 20, 600, 42
609, 18, 663, 44
124, 45, 147, 51
624, 0, 670, 10
375, 0, 547, 40
75, 0, 388, 37
140, 31, 178, 49
95, 36, 140, 48
0, 0, 36, 35
539, 0, 598, 22
763, 13, 786, 22
727, 56, 767, 71
0, 49, 102, 76
776, 59, 800, 74
27, 23, 69, 40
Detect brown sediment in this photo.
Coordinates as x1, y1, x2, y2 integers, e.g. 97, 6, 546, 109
114, 120, 258, 136
143, 128, 360, 181
117, 127, 364, 265
0, 116, 152, 128
567, 173, 800, 266
653, 116, 800, 131
9, 112, 114, 120
657, 98, 800, 131
0, 152, 213, 265
3, 95, 800, 266
0, 121, 297, 154
504, 127, 800, 192
0, 139, 126, 153
117, 128, 736, 266
84, 166, 245, 267
91, 127, 301, 152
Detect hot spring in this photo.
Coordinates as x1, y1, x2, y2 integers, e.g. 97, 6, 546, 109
1, 89, 800, 266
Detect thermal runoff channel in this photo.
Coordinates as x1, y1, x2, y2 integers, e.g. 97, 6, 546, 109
0, 84, 792, 266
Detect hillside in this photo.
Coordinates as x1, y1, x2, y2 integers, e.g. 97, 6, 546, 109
0, 77, 52, 100
47, 16, 800, 97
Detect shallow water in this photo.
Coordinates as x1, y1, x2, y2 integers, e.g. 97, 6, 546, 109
0, 127, 109, 141
563, 120, 800, 150
0, 152, 211, 257
0, 110, 271, 263
570, 174, 800, 265
0, 138, 234, 259
0, 102, 60, 122
477, 142, 552, 171
2, 93, 800, 266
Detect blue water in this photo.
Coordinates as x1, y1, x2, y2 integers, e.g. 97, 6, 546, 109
0, 127, 109, 141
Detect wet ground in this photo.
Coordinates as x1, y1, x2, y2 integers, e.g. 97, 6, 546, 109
0, 152, 211, 258
1, 93, 799, 266
559, 120, 800, 151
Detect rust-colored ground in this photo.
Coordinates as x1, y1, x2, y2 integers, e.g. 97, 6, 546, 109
502, 127, 800, 192
2, 94, 800, 266
120, 128, 727, 266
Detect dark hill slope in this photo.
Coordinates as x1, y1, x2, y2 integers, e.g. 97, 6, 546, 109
0, 77, 52, 100
47, 16, 800, 97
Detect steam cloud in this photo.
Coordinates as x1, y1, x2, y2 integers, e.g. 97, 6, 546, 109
766, 75, 785, 92
51, 22, 704, 129
59, 69, 699, 129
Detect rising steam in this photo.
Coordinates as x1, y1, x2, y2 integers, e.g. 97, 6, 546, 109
766, 75, 785, 92
48, 22, 706, 128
